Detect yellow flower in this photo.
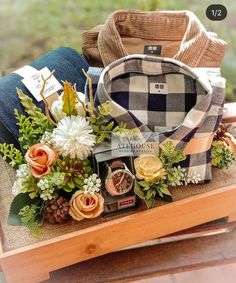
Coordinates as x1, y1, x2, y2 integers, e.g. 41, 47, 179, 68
69, 190, 104, 221
134, 155, 166, 182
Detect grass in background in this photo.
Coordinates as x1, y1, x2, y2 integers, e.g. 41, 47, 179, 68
0, 0, 235, 100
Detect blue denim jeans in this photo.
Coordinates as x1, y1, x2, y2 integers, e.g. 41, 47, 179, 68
0, 47, 89, 145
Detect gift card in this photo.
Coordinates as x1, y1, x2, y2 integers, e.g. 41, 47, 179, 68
21, 67, 62, 102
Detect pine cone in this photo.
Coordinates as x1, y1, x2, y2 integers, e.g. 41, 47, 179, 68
214, 124, 230, 143
44, 197, 71, 224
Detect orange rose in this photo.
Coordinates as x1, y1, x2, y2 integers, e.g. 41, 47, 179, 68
25, 143, 56, 178
69, 191, 104, 221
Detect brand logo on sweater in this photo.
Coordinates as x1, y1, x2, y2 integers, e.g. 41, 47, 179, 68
144, 45, 162, 55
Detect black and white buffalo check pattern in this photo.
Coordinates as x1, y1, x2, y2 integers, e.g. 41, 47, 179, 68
94, 55, 225, 182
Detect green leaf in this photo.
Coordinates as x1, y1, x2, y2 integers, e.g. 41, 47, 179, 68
67, 179, 75, 189
8, 193, 42, 225
0, 143, 24, 168
73, 178, 84, 187
134, 182, 145, 199
84, 166, 92, 173
160, 141, 186, 168
29, 192, 37, 199
159, 186, 172, 196
144, 198, 155, 209
104, 121, 114, 132
62, 81, 77, 116
138, 181, 150, 188
146, 189, 154, 200
93, 125, 100, 133
63, 185, 74, 192
96, 133, 107, 144
98, 101, 112, 116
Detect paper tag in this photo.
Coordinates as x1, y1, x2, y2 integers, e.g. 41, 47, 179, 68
144, 45, 162, 55
150, 82, 168, 94
21, 67, 62, 102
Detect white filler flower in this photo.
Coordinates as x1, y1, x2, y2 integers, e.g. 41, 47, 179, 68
83, 174, 102, 194
52, 116, 96, 160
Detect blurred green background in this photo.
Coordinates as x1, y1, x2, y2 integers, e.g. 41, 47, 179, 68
0, 0, 235, 100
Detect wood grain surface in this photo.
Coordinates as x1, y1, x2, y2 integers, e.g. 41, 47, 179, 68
43, 223, 236, 283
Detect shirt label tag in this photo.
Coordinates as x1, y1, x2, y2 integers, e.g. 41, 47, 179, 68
150, 82, 168, 94
144, 45, 162, 55
21, 67, 62, 102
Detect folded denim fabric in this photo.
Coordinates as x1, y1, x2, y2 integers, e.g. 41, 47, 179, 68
0, 47, 89, 145
95, 55, 225, 182
83, 10, 227, 68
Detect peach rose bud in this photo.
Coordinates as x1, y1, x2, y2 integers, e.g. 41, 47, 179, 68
69, 190, 104, 221
25, 143, 56, 178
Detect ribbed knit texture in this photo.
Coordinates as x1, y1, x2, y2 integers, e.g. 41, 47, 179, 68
82, 10, 227, 67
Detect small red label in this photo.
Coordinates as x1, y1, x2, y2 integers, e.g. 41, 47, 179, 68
118, 197, 135, 209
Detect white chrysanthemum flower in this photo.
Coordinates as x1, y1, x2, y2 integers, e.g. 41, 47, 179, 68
83, 174, 101, 194
52, 116, 96, 160
51, 92, 86, 122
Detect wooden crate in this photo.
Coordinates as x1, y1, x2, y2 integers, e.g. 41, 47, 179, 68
1, 162, 236, 283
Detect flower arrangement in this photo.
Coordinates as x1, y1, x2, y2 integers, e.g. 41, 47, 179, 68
134, 142, 201, 209
0, 71, 235, 236
0, 71, 131, 236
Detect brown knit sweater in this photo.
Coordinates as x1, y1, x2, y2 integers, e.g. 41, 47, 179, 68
82, 10, 227, 67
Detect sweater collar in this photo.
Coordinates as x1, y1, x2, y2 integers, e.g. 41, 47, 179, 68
98, 10, 210, 67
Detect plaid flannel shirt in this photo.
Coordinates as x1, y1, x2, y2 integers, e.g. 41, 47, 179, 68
94, 55, 225, 182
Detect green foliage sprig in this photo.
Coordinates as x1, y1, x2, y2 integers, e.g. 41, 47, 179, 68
89, 101, 138, 143
15, 89, 53, 151
19, 204, 43, 237
0, 143, 24, 168
166, 166, 200, 186
17, 88, 50, 121
160, 141, 186, 168
134, 142, 190, 208
211, 140, 235, 169
135, 180, 172, 209
20, 174, 39, 199
14, 108, 52, 151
